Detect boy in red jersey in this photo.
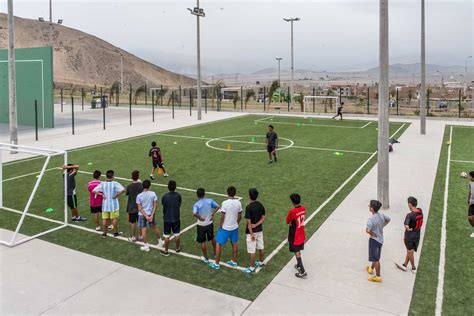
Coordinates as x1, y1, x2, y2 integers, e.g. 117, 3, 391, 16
395, 196, 424, 273
87, 170, 103, 231
149, 141, 168, 180
286, 193, 307, 278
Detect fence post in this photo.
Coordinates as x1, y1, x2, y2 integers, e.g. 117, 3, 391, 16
100, 86, 103, 96
263, 86, 266, 112
145, 84, 147, 106
241, 86, 243, 111
160, 85, 163, 107
81, 88, 84, 111
287, 86, 290, 111
34, 100, 38, 141
129, 86, 132, 125
179, 85, 182, 107
205, 89, 208, 113
367, 87, 370, 114
60, 89, 63, 112
396, 88, 399, 116
172, 91, 175, 119
102, 97, 106, 130
312, 86, 315, 112
189, 88, 192, 116
71, 96, 75, 135
459, 89, 462, 118
426, 88, 430, 116
152, 90, 155, 122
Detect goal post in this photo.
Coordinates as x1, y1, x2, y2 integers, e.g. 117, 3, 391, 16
0, 143, 68, 247
303, 96, 340, 117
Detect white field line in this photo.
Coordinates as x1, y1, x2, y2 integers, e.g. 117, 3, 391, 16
255, 122, 407, 273
360, 122, 372, 129
254, 116, 274, 123
1, 206, 246, 272
2, 167, 59, 183
254, 116, 368, 129
450, 159, 474, 164
435, 126, 452, 316
156, 133, 373, 155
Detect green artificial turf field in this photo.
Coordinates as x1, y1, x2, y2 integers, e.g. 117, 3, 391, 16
409, 125, 473, 315
1, 115, 408, 300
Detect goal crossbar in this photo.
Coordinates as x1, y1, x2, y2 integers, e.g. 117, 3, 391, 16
0, 143, 68, 247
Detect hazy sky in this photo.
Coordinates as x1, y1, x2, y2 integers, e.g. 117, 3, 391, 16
2, 0, 473, 74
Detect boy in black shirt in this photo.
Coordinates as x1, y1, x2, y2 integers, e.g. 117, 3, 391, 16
243, 188, 266, 273
266, 125, 278, 164
126, 170, 143, 242
160, 180, 182, 256
396, 196, 423, 273
149, 141, 168, 180
332, 101, 344, 120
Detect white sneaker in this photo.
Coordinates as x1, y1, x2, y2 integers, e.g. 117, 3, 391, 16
164, 173, 169, 177
108, 225, 113, 230
471, 232, 474, 238
140, 245, 150, 252
201, 256, 210, 263
395, 263, 407, 271
157, 239, 164, 247
95, 226, 101, 231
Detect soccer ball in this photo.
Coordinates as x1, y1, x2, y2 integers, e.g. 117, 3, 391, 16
460, 171, 468, 178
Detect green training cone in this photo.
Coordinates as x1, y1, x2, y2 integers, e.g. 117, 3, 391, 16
296, 123, 301, 127
334, 152, 344, 156
87, 162, 93, 165
46, 208, 54, 213
251, 137, 256, 143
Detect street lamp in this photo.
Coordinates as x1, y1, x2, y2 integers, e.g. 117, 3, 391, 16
188, 1, 205, 120
275, 57, 282, 85
465, 55, 472, 96
283, 17, 300, 110
420, 0, 426, 135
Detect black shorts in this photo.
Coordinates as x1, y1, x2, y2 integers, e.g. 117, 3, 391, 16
267, 145, 276, 153
128, 212, 139, 224
90, 206, 102, 213
368, 238, 383, 262
67, 195, 77, 209
404, 239, 419, 252
152, 160, 164, 169
289, 242, 304, 253
163, 221, 181, 237
196, 223, 214, 243
468, 204, 474, 217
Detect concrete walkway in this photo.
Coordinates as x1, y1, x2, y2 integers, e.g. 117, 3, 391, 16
244, 119, 473, 315
0, 229, 250, 315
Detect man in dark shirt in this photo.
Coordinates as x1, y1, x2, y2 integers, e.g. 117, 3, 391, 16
63, 164, 86, 222
396, 196, 424, 273
160, 180, 182, 256
332, 101, 344, 120
149, 141, 168, 180
266, 125, 278, 164
243, 188, 266, 273
126, 170, 143, 242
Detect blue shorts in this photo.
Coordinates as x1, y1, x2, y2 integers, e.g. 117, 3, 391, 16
138, 215, 156, 228
368, 238, 382, 262
215, 228, 239, 245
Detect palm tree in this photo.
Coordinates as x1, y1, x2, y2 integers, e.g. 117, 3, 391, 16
232, 94, 240, 109
211, 80, 224, 109
110, 81, 121, 105
267, 80, 280, 105
134, 85, 147, 105
245, 89, 255, 106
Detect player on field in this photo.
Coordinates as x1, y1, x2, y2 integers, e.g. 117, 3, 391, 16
396, 196, 423, 273
126, 170, 143, 242
193, 188, 220, 263
332, 101, 344, 120
468, 171, 474, 238
93, 170, 126, 238
63, 164, 86, 222
149, 141, 168, 180
243, 188, 266, 274
161, 180, 182, 256
366, 200, 391, 282
286, 193, 307, 278
209, 186, 242, 270
87, 170, 102, 230
266, 125, 278, 164
136, 180, 164, 252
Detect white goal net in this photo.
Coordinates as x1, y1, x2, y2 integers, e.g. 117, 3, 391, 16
0, 143, 68, 247
303, 96, 340, 117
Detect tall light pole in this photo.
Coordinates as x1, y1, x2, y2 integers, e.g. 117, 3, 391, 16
283, 18, 300, 110
378, 0, 389, 209
276, 57, 282, 85
188, 1, 205, 120
7, 0, 18, 152
49, 0, 53, 46
120, 53, 123, 93
465, 56, 472, 96
420, 0, 426, 135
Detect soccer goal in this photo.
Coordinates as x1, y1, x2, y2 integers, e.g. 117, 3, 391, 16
303, 96, 340, 117
0, 143, 68, 247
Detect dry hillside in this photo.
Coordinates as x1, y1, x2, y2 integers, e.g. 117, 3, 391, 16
0, 13, 195, 90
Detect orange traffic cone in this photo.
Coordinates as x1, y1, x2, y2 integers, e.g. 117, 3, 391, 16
158, 168, 163, 175
227, 144, 231, 152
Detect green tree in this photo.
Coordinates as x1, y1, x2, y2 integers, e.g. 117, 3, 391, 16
267, 80, 280, 105
245, 89, 255, 105
134, 85, 147, 105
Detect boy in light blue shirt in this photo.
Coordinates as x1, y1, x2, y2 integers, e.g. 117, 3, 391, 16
193, 188, 220, 263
